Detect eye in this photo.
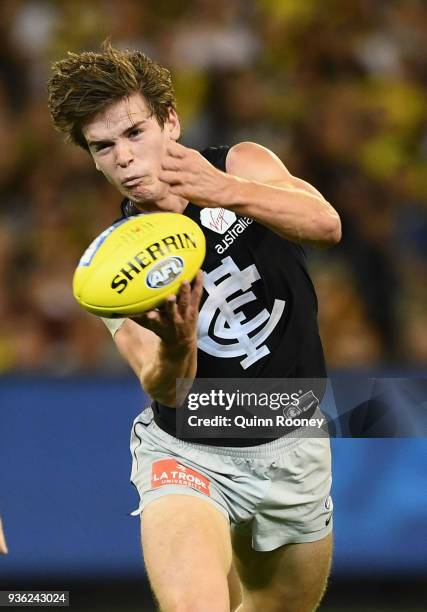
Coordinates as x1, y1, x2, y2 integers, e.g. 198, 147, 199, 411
95, 143, 112, 153
129, 128, 142, 138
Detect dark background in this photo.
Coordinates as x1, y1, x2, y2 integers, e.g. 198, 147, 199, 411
1, 1, 426, 610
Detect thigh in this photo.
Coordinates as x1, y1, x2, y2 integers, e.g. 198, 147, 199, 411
232, 522, 333, 612
141, 494, 233, 612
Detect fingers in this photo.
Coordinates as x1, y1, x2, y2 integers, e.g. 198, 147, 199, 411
131, 310, 164, 337
176, 272, 204, 316
160, 143, 195, 183
160, 157, 182, 172
162, 294, 179, 321
166, 142, 187, 158
191, 270, 204, 309
131, 272, 204, 338
158, 169, 181, 185
131, 294, 181, 338
177, 280, 191, 318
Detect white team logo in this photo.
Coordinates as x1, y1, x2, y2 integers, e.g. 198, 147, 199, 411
200, 208, 237, 234
198, 257, 285, 369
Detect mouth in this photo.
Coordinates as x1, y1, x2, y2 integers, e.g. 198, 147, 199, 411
121, 176, 143, 187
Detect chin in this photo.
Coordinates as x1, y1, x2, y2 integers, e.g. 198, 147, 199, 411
130, 189, 183, 213
126, 190, 158, 207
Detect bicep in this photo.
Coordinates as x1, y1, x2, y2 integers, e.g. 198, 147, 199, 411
226, 141, 325, 198
114, 319, 160, 379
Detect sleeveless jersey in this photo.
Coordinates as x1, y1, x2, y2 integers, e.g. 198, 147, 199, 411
119, 145, 327, 446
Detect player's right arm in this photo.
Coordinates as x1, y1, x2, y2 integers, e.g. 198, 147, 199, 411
110, 272, 203, 408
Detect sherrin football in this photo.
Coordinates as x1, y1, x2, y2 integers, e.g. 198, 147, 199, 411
73, 213, 206, 317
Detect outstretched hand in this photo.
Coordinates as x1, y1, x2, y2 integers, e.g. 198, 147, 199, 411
131, 270, 203, 349
159, 142, 234, 208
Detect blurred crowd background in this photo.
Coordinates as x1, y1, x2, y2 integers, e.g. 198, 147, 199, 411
1, 3, 427, 611
0, 0, 427, 374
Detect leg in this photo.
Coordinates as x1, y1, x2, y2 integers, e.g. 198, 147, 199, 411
227, 558, 244, 612
141, 494, 233, 612
232, 523, 333, 612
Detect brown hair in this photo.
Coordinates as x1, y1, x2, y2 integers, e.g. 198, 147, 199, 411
47, 40, 176, 150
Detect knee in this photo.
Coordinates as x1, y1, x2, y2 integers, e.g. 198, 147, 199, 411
165, 596, 229, 612
241, 588, 325, 612
241, 592, 284, 612
158, 583, 230, 612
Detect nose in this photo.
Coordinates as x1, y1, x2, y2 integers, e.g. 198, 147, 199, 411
115, 141, 133, 168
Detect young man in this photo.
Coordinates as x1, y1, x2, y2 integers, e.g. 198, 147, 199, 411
48, 42, 341, 612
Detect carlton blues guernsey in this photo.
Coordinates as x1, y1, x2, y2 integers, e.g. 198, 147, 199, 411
119, 145, 327, 446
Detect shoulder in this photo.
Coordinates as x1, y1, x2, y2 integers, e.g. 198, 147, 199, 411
225, 141, 293, 182
199, 144, 230, 170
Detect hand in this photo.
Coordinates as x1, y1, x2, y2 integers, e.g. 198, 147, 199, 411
0, 516, 8, 554
131, 270, 204, 350
159, 142, 234, 208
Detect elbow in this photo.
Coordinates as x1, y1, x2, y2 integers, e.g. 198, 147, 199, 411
327, 216, 342, 245
314, 214, 342, 249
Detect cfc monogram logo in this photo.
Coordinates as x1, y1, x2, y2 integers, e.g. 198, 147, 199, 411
198, 257, 285, 369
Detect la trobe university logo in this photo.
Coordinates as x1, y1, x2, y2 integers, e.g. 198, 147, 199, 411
198, 256, 286, 369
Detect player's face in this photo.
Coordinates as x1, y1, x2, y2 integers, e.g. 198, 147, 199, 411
83, 92, 181, 211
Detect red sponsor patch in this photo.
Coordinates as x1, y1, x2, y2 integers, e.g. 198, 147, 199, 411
151, 459, 211, 496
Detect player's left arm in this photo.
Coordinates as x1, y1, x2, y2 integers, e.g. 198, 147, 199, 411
161, 141, 341, 248
0, 515, 8, 554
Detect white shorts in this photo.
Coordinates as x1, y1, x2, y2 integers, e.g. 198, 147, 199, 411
130, 407, 333, 552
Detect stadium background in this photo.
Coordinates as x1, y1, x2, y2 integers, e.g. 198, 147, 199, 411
0, 0, 426, 610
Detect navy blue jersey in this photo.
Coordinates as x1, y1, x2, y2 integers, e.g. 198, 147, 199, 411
120, 145, 327, 445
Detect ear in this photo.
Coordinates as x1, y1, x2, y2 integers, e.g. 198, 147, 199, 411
166, 107, 181, 141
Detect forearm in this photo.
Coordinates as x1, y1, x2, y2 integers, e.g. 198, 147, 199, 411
140, 339, 197, 408
121, 273, 203, 408
223, 176, 341, 248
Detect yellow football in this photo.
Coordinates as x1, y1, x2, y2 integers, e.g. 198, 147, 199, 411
73, 212, 206, 317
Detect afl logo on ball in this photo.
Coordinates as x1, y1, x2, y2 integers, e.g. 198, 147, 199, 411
146, 256, 184, 288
